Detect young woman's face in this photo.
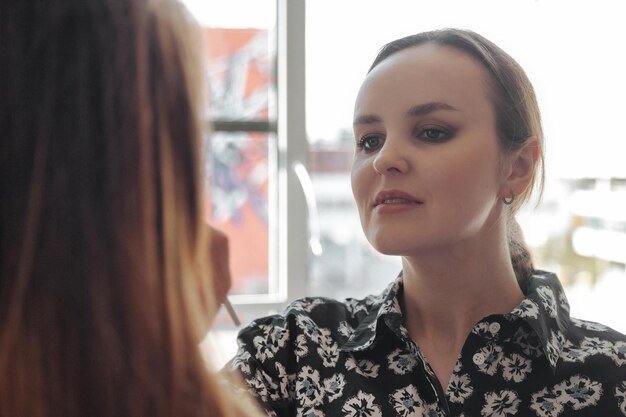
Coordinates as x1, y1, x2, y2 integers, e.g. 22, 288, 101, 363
351, 43, 507, 256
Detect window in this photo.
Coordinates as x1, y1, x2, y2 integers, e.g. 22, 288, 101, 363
185, 0, 310, 364
305, 0, 626, 334
190, 0, 626, 364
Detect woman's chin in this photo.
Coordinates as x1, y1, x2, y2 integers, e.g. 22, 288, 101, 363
368, 238, 411, 257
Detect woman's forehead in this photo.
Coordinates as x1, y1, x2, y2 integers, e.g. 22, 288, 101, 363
355, 43, 494, 119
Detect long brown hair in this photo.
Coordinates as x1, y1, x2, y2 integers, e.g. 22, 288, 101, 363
369, 28, 545, 283
1, 1, 254, 416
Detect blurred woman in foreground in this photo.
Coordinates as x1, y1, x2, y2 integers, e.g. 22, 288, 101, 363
0, 1, 257, 416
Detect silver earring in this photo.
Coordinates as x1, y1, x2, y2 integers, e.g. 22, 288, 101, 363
503, 192, 515, 205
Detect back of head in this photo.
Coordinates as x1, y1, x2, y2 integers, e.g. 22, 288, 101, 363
1, 1, 250, 416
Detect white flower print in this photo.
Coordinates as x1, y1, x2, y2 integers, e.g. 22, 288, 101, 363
296, 366, 324, 407
377, 296, 401, 318
345, 293, 384, 318
290, 298, 324, 313
553, 375, 603, 411
295, 334, 309, 358
387, 348, 417, 375
448, 373, 473, 404
560, 340, 589, 364
342, 390, 382, 417
501, 353, 532, 382
232, 347, 252, 375
513, 299, 540, 319
580, 336, 613, 355
253, 324, 289, 362
362, 292, 385, 308
275, 362, 296, 399
345, 298, 369, 317
611, 341, 626, 366
476, 344, 504, 376
338, 321, 354, 338
481, 390, 520, 417
346, 357, 380, 378
322, 373, 346, 402
296, 315, 330, 344
537, 286, 559, 319
545, 331, 566, 366
422, 404, 444, 417
246, 369, 280, 403
570, 317, 609, 332
254, 334, 278, 362
272, 325, 290, 348
399, 325, 412, 343
317, 341, 340, 367
614, 381, 626, 415
472, 322, 498, 339
391, 297, 403, 314
296, 407, 324, 417
512, 327, 543, 358
530, 387, 565, 417
257, 323, 274, 337
389, 385, 424, 417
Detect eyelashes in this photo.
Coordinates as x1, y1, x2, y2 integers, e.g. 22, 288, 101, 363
356, 134, 384, 153
356, 125, 453, 153
419, 127, 450, 142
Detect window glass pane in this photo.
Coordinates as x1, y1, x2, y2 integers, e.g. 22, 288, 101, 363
306, 0, 626, 332
184, 0, 279, 362
183, 0, 278, 301
206, 131, 273, 296
202, 27, 276, 121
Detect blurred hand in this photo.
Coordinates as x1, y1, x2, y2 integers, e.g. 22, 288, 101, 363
206, 225, 231, 307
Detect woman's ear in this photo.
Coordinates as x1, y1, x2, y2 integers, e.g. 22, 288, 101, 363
501, 137, 540, 197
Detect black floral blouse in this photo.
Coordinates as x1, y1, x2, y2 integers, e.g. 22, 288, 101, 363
225, 271, 626, 416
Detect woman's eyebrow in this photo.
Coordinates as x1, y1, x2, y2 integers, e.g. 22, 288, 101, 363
353, 102, 458, 126
353, 114, 381, 126
406, 102, 458, 117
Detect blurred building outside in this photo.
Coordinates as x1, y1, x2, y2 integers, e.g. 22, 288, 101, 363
309, 134, 626, 334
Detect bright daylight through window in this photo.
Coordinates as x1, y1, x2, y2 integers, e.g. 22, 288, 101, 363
184, 0, 626, 363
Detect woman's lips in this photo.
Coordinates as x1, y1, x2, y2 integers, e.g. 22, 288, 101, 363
372, 190, 423, 214
373, 190, 423, 207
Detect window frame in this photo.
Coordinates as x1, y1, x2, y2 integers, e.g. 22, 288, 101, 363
209, 0, 309, 318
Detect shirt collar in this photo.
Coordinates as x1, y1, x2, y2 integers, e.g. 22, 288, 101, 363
339, 270, 575, 371
509, 270, 576, 369
339, 273, 404, 352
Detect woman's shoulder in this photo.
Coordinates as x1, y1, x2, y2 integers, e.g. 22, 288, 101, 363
568, 317, 626, 338
237, 294, 367, 338
235, 280, 400, 345
558, 316, 626, 382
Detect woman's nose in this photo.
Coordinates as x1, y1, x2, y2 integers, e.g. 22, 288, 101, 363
372, 140, 409, 175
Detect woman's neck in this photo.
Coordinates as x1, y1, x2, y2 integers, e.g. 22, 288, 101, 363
401, 259, 522, 333
399, 238, 524, 389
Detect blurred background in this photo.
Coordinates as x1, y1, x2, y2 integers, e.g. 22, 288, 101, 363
184, 0, 626, 363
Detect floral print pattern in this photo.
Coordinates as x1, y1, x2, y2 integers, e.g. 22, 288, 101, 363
448, 373, 473, 404
482, 390, 520, 417
227, 272, 626, 416
615, 381, 626, 414
387, 348, 417, 375
342, 391, 381, 417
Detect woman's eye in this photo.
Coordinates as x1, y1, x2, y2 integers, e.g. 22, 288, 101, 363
419, 127, 450, 142
357, 135, 384, 152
